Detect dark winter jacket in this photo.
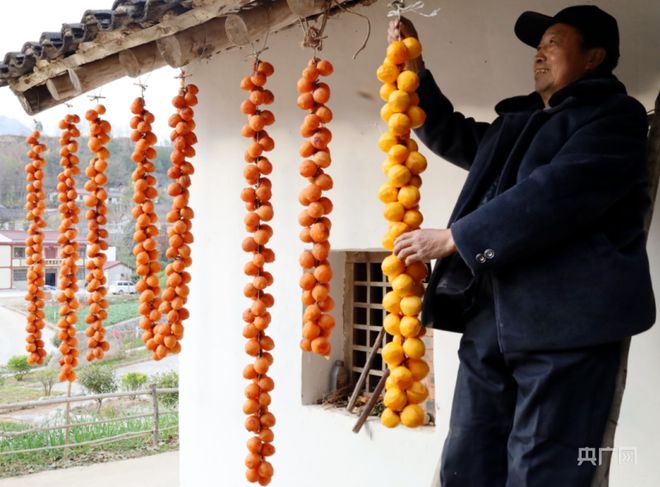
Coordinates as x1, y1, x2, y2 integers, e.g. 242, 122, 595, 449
415, 70, 656, 352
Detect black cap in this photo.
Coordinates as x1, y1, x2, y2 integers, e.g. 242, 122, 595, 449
515, 5, 619, 70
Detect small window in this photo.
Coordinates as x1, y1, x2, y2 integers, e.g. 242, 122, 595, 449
12, 269, 27, 281
13, 247, 25, 259
300, 250, 436, 424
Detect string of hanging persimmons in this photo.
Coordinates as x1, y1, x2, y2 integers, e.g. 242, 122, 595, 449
20, 12, 433, 487
23, 75, 198, 385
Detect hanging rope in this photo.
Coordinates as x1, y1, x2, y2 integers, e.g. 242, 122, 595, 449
248, 26, 271, 64
299, 14, 329, 54
331, 0, 371, 59
387, 0, 441, 20
134, 80, 147, 100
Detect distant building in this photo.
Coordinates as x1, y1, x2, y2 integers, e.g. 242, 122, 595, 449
0, 230, 86, 290
104, 260, 134, 284
0, 230, 117, 290
48, 187, 124, 206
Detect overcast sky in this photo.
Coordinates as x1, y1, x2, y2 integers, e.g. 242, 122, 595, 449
0, 0, 179, 139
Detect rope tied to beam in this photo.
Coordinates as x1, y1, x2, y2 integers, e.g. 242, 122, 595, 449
298, 6, 331, 55
134, 81, 148, 100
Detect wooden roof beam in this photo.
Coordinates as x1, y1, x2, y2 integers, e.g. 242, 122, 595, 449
12, 0, 374, 114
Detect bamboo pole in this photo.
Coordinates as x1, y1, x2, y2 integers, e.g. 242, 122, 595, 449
151, 383, 160, 448
63, 382, 71, 462
352, 368, 389, 433
346, 326, 385, 413
0, 388, 179, 411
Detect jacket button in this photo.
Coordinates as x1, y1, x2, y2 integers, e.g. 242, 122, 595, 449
475, 253, 486, 264
484, 249, 495, 259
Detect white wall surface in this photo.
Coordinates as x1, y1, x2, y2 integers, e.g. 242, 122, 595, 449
179, 1, 660, 486
0, 268, 10, 289
105, 265, 132, 285
0, 245, 10, 267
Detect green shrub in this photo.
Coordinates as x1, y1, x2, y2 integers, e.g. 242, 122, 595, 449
120, 372, 147, 399
150, 371, 178, 408
33, 368, 58, 396
78, 364, 118, 410
7, 355, 31, 381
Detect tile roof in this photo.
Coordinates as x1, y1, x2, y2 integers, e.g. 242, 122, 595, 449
0, 0, 372, 114
0, 0, 194, 88
104, 260, 134, 270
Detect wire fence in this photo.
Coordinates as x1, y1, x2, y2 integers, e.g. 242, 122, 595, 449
0, 386, 178, 460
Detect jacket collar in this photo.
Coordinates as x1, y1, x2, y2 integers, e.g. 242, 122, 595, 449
495, 74, 627, 115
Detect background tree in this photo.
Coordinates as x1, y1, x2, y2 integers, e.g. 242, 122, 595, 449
120, 371, 148, 399
34, 368, 57, 396
78, 364, 118, 410
7, 355, 32, 381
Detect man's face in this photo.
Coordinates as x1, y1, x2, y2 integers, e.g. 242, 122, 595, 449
534, 23, 595, 104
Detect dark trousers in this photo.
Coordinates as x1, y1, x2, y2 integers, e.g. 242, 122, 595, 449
440, 275, 622, 487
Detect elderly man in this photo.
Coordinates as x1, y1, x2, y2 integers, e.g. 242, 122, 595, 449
392, 5, 655, 486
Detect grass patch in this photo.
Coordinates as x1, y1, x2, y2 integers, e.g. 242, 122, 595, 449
0, 348, 150, 406
0, 381, 61, 403
43, 297, 139, 329
97, 349, 151, 369
0, 404, 178, 478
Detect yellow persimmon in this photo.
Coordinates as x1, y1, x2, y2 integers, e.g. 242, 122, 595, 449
378, 132, 398, 153
403, 337, 425, 359
388, 113, 412, 136
400, 404, 425, 427
397, 70, 420, 93
377, 182, 399, 204
381, 407, 401, 428
388, 90, 411, 113
381, 254, 405, 278
386, 41, 409, 64
382, 290, 402, 314
388, 144, 410, 164
377, 61, 400, 84
402, 37, 422, 59
383, 312, 402, 335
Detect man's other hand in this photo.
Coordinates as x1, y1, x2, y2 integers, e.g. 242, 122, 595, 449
393, 228, 457, 265
387, 17, 425, 74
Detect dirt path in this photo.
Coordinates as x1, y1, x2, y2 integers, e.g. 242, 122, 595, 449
0, 304, 55, 366
0, 451, 178, 487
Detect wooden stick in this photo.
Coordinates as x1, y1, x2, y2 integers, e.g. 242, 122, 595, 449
63, 381, 71, 462
0, 388, 178, 410
352, 368, 389, 433
346, 326, 385, 413
151, 383, 160, 448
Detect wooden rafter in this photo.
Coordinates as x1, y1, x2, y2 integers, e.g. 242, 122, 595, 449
10, 0, 375, 115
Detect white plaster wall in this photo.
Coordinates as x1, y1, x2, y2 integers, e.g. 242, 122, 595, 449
180, 1, 660, 486
105, 265, 132, 285
0, 245, 10, 267
0, 268, 10, 289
